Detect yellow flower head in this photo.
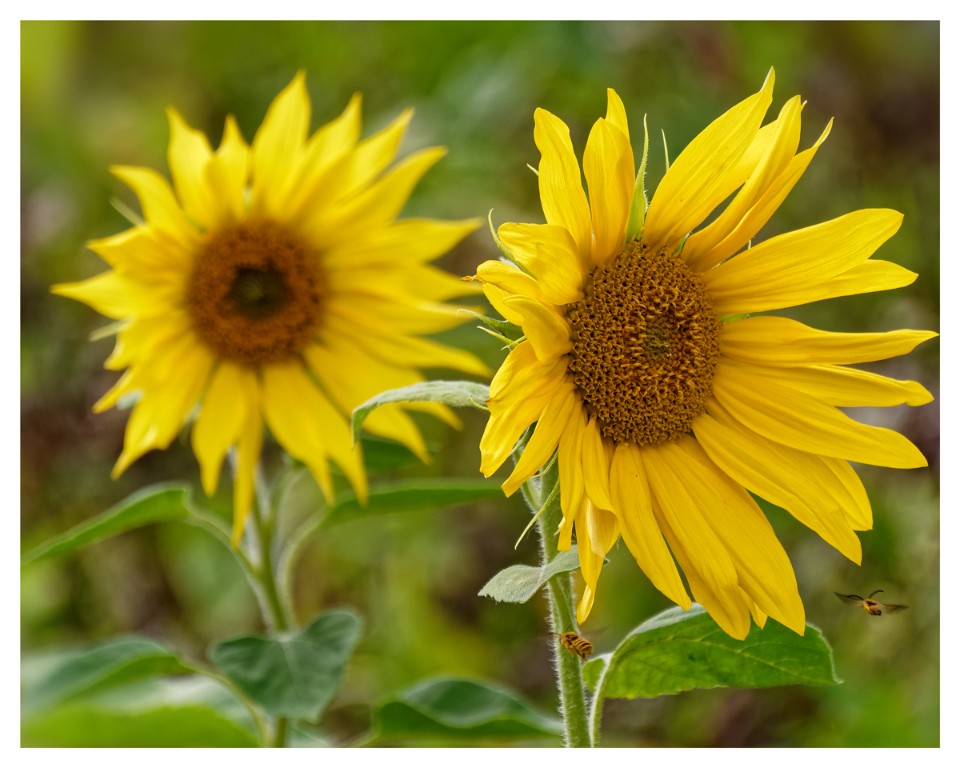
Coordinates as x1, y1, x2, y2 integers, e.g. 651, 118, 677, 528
54, 73, 487, 542
475, 70, 935, 639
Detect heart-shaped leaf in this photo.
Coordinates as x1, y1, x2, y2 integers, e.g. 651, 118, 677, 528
208, 609, 362, 721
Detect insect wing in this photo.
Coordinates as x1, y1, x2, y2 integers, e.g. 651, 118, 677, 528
835, 592, 865, 607
878, 602, 909, 614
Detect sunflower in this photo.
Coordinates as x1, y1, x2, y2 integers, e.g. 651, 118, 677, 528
474, 71, 935, 639
54, 73, 487, 542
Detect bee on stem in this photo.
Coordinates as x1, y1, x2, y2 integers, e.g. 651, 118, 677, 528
556, 630, 593, 661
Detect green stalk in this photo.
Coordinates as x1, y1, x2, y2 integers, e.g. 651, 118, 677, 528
247, 468, 295, 747
531, 459, 593, 748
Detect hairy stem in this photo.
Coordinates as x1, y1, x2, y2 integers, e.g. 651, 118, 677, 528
532, 459, 593, 748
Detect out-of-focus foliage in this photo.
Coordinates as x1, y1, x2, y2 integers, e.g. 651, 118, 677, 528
22, 21, 939, 747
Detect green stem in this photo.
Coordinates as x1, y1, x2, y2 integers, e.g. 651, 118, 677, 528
250, 468, 293, 633
248, 467, 295, 747
531, 459, 593, 748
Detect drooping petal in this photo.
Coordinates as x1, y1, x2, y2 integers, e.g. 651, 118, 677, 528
575, 501, 620, 623
580, 417, 614, 511
657, 438, 806, 635
609, 444, 691, 607
260, 362, 366, 503
192, 362, 260, 497
694, 406, 863, 562
640, 444, 752, 639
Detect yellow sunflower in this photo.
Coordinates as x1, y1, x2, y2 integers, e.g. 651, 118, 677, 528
474, 71, 935, 639
54, 73, 487, 542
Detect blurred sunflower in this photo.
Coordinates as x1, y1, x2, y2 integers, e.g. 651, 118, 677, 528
54, 73, 487, 541
473, 71, 935, 639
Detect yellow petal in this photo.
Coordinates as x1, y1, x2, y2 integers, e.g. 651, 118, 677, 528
110, 165, 198, 246
231, 403, 264, 546
533, 107, 591, 260
502, 295, 570, 363
250, 72, 310, 216
51, 271, 138, 320
609, 444, 690, 607
658, 437, 806, 635
575, 501, 620, 623
746, 363, 933, 408
192, 362, 259, 496
112, 337, 214, 476
88, 226, 192, 277
694, 406, 862, 563
205, 115, 250, 226
324, 312, 489, 379
816, 259, 918, 299
580, 417, 614, 511
497, 223, 585, 304
304, 337, 431, 461
166, 108, 215, 229
480, 350, 568, 476
583, 117, 634, 265
703, 209, 903, 315
689, 118, 832, 271
683, 96, 803, 268
640, 444, 752, 639
501, 383, 577, 496
261, 362, 366, 502
311, 147, 446, 249
823, 458, 873, 530
644, 71, 774, 251
721, 316, 938, 366
557, 404, 588, 525
713, 359, 929, 468
327, 218, 480, 269
604, 88, 630, 142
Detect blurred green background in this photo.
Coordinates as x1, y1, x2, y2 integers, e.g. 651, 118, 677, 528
21, 20, 939, 747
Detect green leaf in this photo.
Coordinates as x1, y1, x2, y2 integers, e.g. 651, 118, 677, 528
370, 677, 561, 744
21, 677, 259, 747
209, 609, 362, 721
21, 484, 192, 564
326, 478, 504, 527
21, 635, 194, 714
478, 548, 581, 604
351, 380, 490, 441
582, 605, 840, 700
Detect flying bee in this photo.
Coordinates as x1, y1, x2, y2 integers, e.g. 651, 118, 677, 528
556, 630, 593, 661
835, 589, 909, 616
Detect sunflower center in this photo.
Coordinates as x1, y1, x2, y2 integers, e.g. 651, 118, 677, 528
187, 221, 325, 367
564, 241, 721, 446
